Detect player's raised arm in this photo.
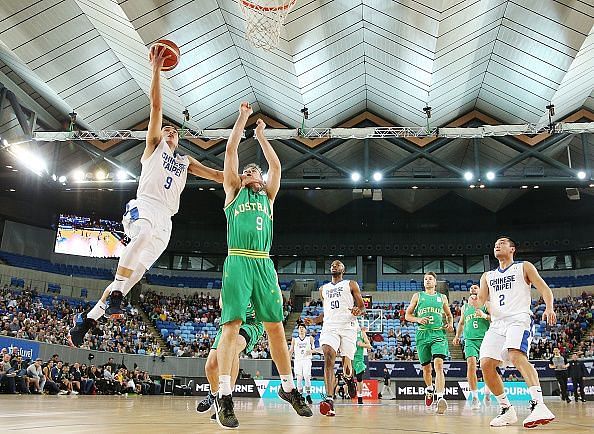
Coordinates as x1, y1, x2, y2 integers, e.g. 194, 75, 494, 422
523, 261, 557, 326
145, 45, 170, 160
186, 156, 223, 184
224, 103, 252, 205
254, 119, 281, 201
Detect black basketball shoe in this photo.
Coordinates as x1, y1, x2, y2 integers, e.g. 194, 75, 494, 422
105, 290, 125, 319
278, 387, 313, 417
345, 376, 357, 399
197, 392, 215, 413
214, 394, 239, 429
67, 313, 96, 347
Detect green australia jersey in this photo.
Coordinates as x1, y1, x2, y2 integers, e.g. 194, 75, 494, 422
224, 187, 273, 253
354, 330, 365, 362
414, 291, 445, 331
463, 305, 489, 340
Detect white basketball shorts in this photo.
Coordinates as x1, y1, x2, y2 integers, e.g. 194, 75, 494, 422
319, 327, 357, 360
479, 313, 534, 364
294, 358, 312, 378
122, 198, 172, 270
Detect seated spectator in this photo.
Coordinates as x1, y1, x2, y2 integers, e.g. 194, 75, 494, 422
25, 358, 44, 394
0, 353, 16, 394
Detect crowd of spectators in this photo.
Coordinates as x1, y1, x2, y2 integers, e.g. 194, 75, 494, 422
140, 290, 293, 358
0, 351, 161, 395
0, 286, 163, 356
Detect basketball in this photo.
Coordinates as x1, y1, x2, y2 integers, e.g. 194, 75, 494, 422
150, 39, 180, 71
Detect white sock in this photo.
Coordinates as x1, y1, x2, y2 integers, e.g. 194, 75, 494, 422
528, 386, 543, 404
426, 384, 434, 393
87, 301, 106, 321
471, 390, 478, 400
357, 392, 362, 397
436, 392, 444, 400
496, 393, 511, 408
218, 375, 232, 397
280, 375, 295, 393
111, 275, 128, 293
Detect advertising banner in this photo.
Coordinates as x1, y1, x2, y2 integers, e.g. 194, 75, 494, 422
0, 336, 40, 360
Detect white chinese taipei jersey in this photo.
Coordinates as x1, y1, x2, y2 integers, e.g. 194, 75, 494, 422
321, 279, 357, 329
294, 336, 313, 361
486, 261, 532, 321
136, 139, 189, 216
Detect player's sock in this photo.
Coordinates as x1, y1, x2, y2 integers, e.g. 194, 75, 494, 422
426, 384, 434, 393
357, 392, 362, 397
111, 275, 128, 293
436, 392, 444, 400
280, 375, 295, 393
87, 300, 106, 321
218, 375, 232, 397
528, 386, 543, 404
471, 390, 478, 400
495, 393, 511, 408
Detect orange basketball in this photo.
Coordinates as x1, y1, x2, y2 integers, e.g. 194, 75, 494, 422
150, 39, 180, 71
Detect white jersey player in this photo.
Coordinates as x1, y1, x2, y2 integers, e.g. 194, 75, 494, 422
68, 44, 223, 347
470, 236, 556, 428
289, 324, 315, 404
305, 260, 365, 417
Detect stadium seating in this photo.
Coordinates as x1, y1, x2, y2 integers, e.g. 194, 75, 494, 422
0, 251, 113, 280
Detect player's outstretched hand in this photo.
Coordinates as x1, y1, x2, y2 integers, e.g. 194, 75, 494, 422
239, 102, 253, 117
543, 308, 557, 326
255, 118, 267, 136
149, 45, 172, 71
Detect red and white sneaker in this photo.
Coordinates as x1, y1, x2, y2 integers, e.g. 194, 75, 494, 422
425, 387, 434, 408
523, 401, 555, 428
320, 398, 335, 417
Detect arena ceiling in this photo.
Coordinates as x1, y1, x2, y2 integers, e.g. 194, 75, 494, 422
0, 0, 593, 214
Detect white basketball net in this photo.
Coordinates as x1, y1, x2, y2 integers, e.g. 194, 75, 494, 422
239, 0, 296, 50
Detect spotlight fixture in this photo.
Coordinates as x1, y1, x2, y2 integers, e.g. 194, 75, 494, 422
73, 170, 85, 182
464, 171, 473, 181
116, 170, 127, 181
69, 111, 77, 124
486, 171, 495, 181
58, 175, 67, 183
183, 108, 190, 122
95, 169, 106, 181
422, 105, 432, 118
577, 171, 586, 180
372, 172, 382, 182
546, 104, 555, 117
300, 106, 309, 120
351, 172, 361, 182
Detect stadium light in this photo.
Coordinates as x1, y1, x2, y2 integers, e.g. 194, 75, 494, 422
577, 171, 586, 180
58, 175, 67, 183
351, 172, 361, 182
372, 171, 382, 182
95, 169, 106, 181
73, 170, 85, 182
486, 171, 496, 181
9, 144, 47, 176
116, 170, 128, 181
464, 171, 474, 181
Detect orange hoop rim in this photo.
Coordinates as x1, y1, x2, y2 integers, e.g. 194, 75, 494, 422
240, 0, 296, 12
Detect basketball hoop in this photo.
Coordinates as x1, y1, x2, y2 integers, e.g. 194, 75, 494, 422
239, 0, 296, 50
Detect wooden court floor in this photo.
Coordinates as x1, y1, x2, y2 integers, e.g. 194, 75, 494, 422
0, 396, 591, 433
